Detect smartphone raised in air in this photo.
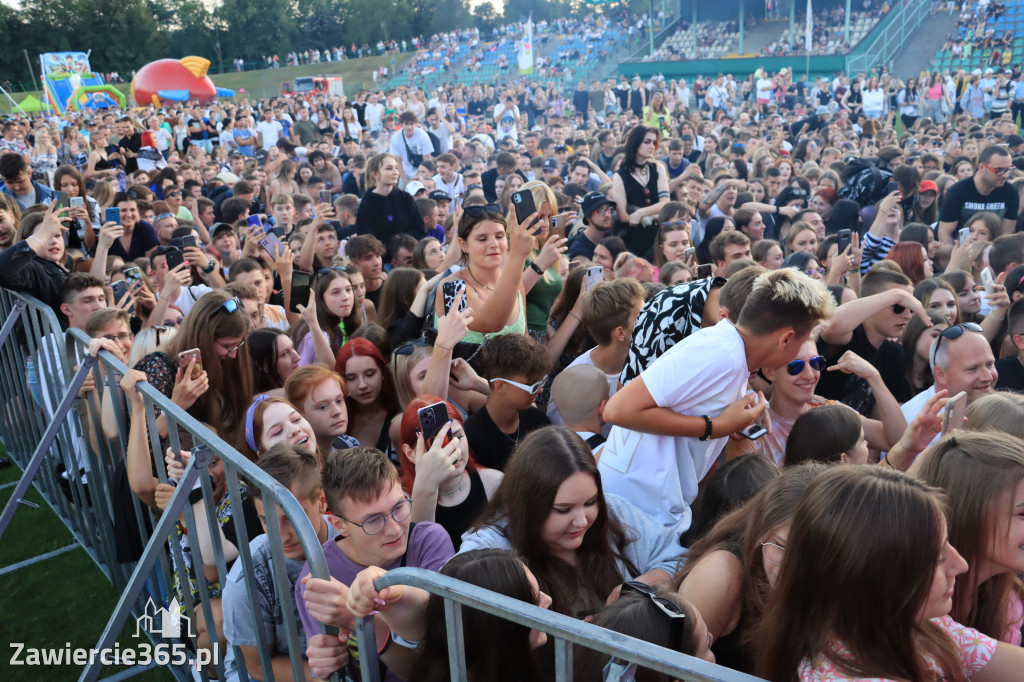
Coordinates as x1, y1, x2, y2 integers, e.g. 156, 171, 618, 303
289, 271, 312, 313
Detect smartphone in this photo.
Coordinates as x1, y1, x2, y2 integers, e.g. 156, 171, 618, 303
319, 189, 332, 204
289, 271, 312, 313
417, 401, 451, 449
511, 189, 539, 232
181, 235, 197, 249
886, 181, 899, 194
959, 227, 971, 245
740, 423, 769, 440
442, 279, 469, 314
696, 264, 713, 279
837, 229, 852, 254
980, 266, 995, 295
259, 231, 283, 260
951, 132, 959, 141
177, 348, 203, 378
942, 390, 968, 434
164, 249, 186, 272
70, 196, 84, 209
246, 215, 263, 230
550, 215, 566, 240
585, 266, 604, 292
110, 279, 128, 303
168, 237, 184, 250
123, 266, 143, 287
56, 191, 70, 209
683, 247, 696, 258
105, 207, 121, 225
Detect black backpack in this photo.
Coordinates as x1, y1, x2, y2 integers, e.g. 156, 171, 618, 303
839, 157, 893, 208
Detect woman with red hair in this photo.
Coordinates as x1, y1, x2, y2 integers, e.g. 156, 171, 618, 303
886, 241, 934, 285
334, 338, 400, 456
810, 186, 839, 221
399, 396, 503, 549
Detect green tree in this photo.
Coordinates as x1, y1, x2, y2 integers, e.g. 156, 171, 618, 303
472, 1, 503, 34
219, 0, 301, 60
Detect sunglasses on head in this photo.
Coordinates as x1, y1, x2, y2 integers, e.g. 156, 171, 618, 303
463, 203, 502, 217
210, 296, 242, 319
394, 336, 428, 356
931, 322, 984, 367
787, 355, 826, 375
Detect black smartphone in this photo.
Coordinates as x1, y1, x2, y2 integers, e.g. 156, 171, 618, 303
181, 235, 197, 249
837, 229, 852, 254
110, 279, 128, 303
740, 423, 769, 440
168, 237, 184, 249
441, 279, 469, 315
696, 264, 713, 279
289, 271, 312, 313
511, 189, 539, 232
56, 191, 70, 209
886, 181, 899, 194
105, 207, 121, 225
417, 401, 450, 449
164, 249, 186, 271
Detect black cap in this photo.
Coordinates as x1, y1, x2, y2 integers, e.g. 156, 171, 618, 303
580, 191, 615, 222
428, 189, 452, 202
542, 158, 559, 172
554, 144, 568, 152
211, 222, 235, 239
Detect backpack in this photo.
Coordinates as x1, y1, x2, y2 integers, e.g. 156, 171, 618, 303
838, 157, 893, 208
426, 129, 442, 156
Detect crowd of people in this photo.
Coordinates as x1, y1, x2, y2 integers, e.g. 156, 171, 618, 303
6, 20, 1024, 679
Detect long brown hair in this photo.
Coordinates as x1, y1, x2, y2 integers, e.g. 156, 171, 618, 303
755, 466, 962, 682
472, 426, 638, 616
162, 290, 253, 445
672, 463, 824, 644
914, 430, 1024, 641
287, 268, 361, 355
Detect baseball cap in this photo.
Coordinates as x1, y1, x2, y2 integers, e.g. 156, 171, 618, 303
919, 180, 938, 194
428, 189, 452, 202
211, 222, 235, 239
542, 158, 560, 172
554, 144, 568, 153
405, 180, 426, 196
580, 191, 615, 222
216, 171, 239, 185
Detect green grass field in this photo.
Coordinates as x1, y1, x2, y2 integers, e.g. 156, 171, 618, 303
0, 454, 172, 681
1, 53, 404, 113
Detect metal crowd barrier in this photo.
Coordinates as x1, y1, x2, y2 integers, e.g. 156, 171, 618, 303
0, 288, 764, 682
356, 568, 767, 682
0, 289, 338, 682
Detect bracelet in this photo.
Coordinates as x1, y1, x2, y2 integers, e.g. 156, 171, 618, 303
27, 235, 44, 248
202, 260, 216, 274
391, 632, 422, 649
882, 450, 894, 468
569, 311, 582, 322
698, 415, 713, 441
528, 261, 544, 275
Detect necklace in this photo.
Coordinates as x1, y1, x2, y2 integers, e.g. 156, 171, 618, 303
465, 266, 494, 292
502, 421, 521, 446
440, 472, 466, 497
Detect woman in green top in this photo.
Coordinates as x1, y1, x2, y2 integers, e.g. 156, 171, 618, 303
435, 203, 534, 345
517, 180, 569, 341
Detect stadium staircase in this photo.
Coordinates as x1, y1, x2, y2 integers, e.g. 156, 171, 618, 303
893, 9, 959, 78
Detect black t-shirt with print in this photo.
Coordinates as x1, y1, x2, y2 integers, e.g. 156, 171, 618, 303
939, 177, 1020, 228
816, 325, 912, 415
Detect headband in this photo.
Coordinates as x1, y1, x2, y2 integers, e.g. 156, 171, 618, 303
244, 394, 270, 453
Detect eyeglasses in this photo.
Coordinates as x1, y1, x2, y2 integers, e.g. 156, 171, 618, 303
594, 204, 614, 214
166, 191, 183, 197
761, 540, 785, 565
805, 267, 825, 276
394, 336, 428, 356
787, 355, 826, 376
102, 332, 133, 343
217, 338, 245, 355
982, 163, 1011, 176
337, 496, 412, 535
210, 296, 242, 318
490, 377, 545, 394
930, 322, 984, 367
463, 203, 502, 217
620, 581, 686, 647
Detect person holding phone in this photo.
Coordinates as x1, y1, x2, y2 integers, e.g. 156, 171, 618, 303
434, 202, 532, 343
290, 268, 360, 367
0, 201, 72, 317
54, 165, 99, 253
398, 397, 503, 550
518, 181, 568, 341
609, 125, 670, 256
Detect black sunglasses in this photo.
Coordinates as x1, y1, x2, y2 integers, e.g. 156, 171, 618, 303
787, 355, 826, 376
931, 323, 984, 367
394, 336, 428, 356
463, 203, 502, 217
621, 581, 685, 644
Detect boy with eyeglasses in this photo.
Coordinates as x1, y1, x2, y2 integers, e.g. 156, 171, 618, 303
462, 333, 551, 471
937, 145, 1019, 244
297, 446, 454, 681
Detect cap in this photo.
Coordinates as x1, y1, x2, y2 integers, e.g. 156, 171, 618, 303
405, 180, 426, 196
343, 136, 357, 143
554, 144, 568, 152
580, 191, 615, 222
211, 222, 234, 239
919, 179, 938, 194
216, 171, 239, 185
542, 158, 560, 172
776, 187, 809, 207
428, 189, 452, 202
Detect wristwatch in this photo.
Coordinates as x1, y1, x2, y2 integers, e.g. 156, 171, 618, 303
529, 261, 544, 275
202, 260, 217, 274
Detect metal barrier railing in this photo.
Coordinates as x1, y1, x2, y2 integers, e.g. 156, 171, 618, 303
0, 289, 338, 682
356, 567, 767, 682
0, 288, 763, 682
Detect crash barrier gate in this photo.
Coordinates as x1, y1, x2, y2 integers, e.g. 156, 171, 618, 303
0, 288, 767, 682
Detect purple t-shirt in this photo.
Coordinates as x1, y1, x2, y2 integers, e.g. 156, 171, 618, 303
295, 521, 454, 682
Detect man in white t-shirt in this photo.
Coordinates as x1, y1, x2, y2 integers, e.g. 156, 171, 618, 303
756, 73, 776, 110
389, 111, 434, 184
493, 92, 520, 143
364, 93, 384, 133
255, 109, 284, 151
599, 269, 835, 536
